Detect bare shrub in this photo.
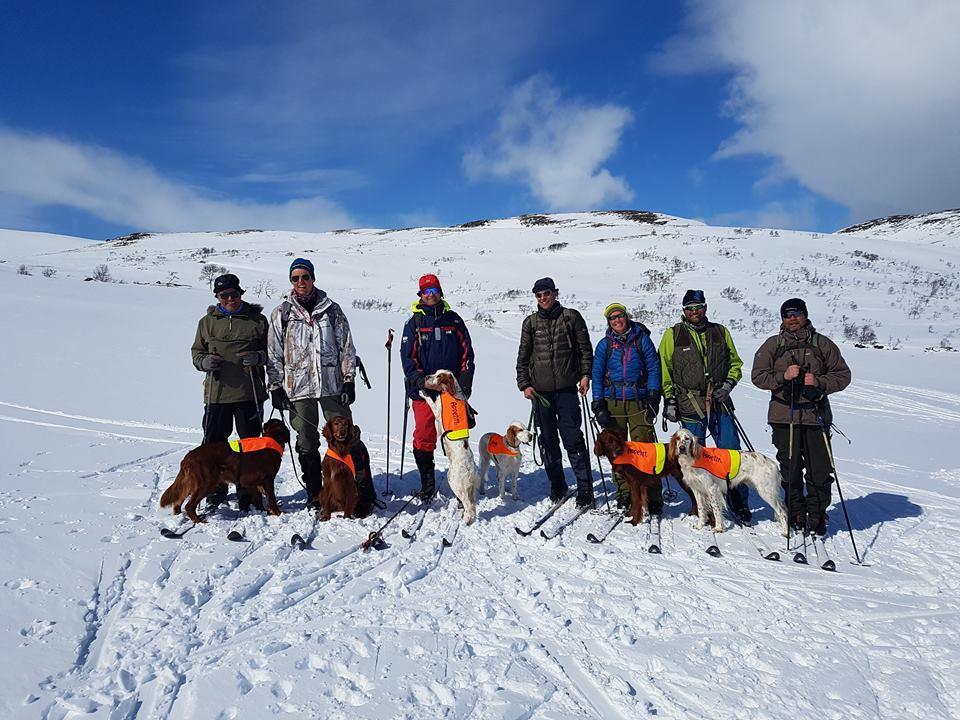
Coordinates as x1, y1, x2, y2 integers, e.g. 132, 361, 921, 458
252, 279, 277, 298
351, 298, 393, 311
17, 264, 31, 276
474, 310, 495, 327
858, 325, 878, 344
92, 264, 112, 282
720, 286, 745, 303
42, 267, 57, 278
199, 263, 228, 288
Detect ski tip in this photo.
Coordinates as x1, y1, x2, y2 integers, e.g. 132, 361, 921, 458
586, 534, 600, 543
705, 545, 721, 557
515, 527, 531, 537
227, 530, 245, 542
821, 559, 837, 572
290, 533, 305, 548
442, 538, 452, 547
160, 528, 181, 539
539, 529, 550, 539
764, 551, 781, 561
793, 552, 808, 564
648, 544, 662, 554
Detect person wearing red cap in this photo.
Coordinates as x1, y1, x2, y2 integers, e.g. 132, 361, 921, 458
399, 274, 475, 500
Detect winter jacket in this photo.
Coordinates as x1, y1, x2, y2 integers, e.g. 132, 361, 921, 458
266, 290, 356, 402
400, 300, 475, 400
516, 303, 593, 393
659, 319, 743, 419
592, 321, 661, 402
751, 323, 851, 427
191, 302, 268, 405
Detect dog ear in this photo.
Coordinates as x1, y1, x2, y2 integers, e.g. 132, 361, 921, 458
667, 434, 678, 461
689, 432, 703, 459
322, 421, 332, 444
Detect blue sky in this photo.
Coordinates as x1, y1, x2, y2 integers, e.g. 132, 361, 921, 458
1, 1, 957, 238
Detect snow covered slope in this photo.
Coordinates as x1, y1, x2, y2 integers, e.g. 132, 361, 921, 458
839, 207, 960, 249
1, 212, 959, 719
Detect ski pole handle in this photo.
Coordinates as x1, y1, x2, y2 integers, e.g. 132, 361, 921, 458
385, 328, 395, 349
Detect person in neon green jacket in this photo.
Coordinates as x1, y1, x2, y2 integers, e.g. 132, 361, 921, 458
658, 289, 750, 523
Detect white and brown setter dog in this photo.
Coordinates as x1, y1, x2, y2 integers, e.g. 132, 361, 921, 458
478, 421, 533, 500
420, 370, 480, 525
672, 428, 788, 535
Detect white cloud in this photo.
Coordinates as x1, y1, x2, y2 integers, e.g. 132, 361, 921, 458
464, 76, 634, 211
654, 1, 960, 221
711, 198, 819, 231
0, 129, 354, 232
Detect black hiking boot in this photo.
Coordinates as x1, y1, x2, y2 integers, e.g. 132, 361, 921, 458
549, 482, 569, 504
790, 511, 806, 532
299, 452, 323, 509
205, 485, 228, 513
806, 515, 827, 537
575, 492, 595, 510
733, 506, 753, 526
413, 449, 436, 501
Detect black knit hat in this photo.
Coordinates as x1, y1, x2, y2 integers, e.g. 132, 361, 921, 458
682, 289, 706, 307
780, 298, 808, 317
213, 273, 243, 295
532, 277, 558, 294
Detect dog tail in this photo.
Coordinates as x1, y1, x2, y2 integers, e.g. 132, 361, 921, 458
160, 465, 189, 508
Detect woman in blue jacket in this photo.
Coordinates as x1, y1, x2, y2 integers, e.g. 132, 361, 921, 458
591, 303, 662, 511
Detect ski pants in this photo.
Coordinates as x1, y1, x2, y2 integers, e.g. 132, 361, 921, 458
682, 410, 749, 513
534, 388, 592, 498
606, 398, 661, 512
771, 423, 834, 523
202, 401, 263, 444
290, 396, 352, 455
411, 399, 438, 453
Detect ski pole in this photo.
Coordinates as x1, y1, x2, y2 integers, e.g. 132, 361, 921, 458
397, 395, 411, 488
818, 415, 863, 565
723, 401, 755, 452
362, 491, 418, 551
580, 393, 612, 513
384, 329, 395, 497
786, 387, 796, 552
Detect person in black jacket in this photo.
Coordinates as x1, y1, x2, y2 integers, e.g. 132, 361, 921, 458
515, 277, 595, 508
400, 274, 475, 500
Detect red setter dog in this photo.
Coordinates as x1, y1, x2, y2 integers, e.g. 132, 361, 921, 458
594, 427, 694, 525
319, 415, 361, 521
160, 419, 289, 523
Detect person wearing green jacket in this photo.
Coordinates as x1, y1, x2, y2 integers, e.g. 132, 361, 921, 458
190, 273, 269, 510
658, 289, 751, 523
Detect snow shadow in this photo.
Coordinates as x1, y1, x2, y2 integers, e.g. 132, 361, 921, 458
831, 491, 923, 532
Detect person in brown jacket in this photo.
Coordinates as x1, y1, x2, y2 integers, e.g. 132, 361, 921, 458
751, 298, 851, 536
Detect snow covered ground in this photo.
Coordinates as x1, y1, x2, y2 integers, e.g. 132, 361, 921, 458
2, 212, 959, 719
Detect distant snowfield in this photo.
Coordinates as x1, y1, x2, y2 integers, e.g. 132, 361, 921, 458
1, 213, 959, 719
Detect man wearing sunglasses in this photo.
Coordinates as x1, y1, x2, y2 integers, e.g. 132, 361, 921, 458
751, 298, 851, 536
266, 258, 357, 505
516, 277, 595, 508
191, 273, 269, 511
659, 289, 751, 523
400, 273, 475, 500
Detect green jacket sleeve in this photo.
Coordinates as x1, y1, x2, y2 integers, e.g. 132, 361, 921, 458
724, 326, 743, 384
658, 329, 676, 400
191, 317, 209, 371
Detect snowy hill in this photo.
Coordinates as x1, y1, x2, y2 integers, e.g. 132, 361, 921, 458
839, 207, 960, 248
2, 212, 959, 718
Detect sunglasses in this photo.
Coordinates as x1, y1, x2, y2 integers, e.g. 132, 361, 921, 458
535, 291, 555, 299
290, 273, 312, 283
421, 287, 440, 296
782, 310, 806, 319
218, 291, 241, 300
683, 303, 706, 312
607, 312, 627, 321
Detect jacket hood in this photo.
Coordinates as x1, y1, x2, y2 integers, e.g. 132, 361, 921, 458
410, 299, 451, 315
206, 302, 264, 317
287, 289, 331, 314
779, 321, 818, 340
606, 320, 650, 343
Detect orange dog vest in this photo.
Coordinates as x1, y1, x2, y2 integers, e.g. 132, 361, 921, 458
440, 392, 469, 441
324, 448, 356, 477
229, 437, 284, 455
693, 447, 742, 480
486, 433, 520, 457
611, 441, 667, 475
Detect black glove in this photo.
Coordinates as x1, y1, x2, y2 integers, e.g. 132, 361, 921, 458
591, 399, 612, 429
712, 380, 734, 406
458, 369, 474, 399
801, 384, 824, 402
199, 353, 223, 372
239, 350, 266, 367
271, 387, 290, 411
664, 398, 679, 423
340, 381, 356, 406
413, 375, 426, 390
645, 390, 662, 418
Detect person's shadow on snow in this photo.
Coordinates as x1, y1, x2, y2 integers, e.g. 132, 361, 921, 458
832, 491, 922, 532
